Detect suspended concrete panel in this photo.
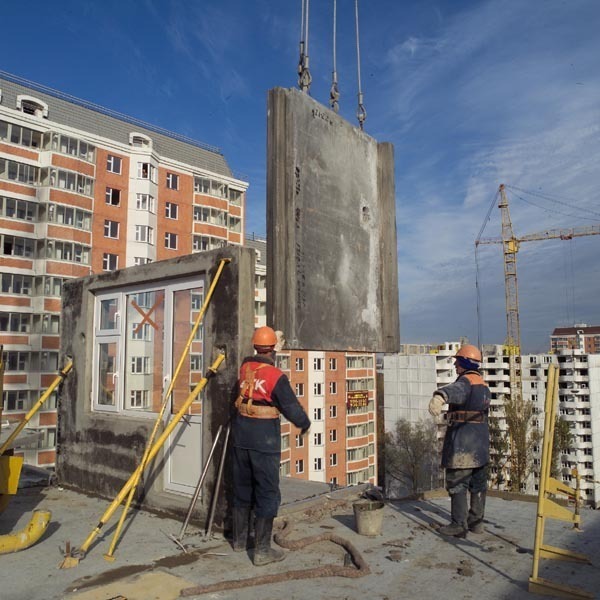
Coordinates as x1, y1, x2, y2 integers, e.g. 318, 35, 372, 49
267, 87, 400, 352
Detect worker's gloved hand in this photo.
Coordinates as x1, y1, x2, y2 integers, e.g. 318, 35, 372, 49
428, 393, 446, 417
300, 426, 311, 437
275, 330, 286, 352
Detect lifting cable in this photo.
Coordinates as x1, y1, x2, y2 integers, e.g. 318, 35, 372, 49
329, 0, 340, 112
354, 0, 367, 129
298, 0, 312, 93
475, 188, 501, 347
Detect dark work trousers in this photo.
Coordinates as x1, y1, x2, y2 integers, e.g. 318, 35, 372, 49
232, 446, 281, 518
445, 464, 488, 495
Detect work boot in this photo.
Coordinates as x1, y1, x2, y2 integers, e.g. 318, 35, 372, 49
467, 491, 486, 534
253, 517, 285, 566
439, 492, 468, 539
232, 506, 251, 552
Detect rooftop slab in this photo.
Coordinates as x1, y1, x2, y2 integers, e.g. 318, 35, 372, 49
2, 483, 599, 600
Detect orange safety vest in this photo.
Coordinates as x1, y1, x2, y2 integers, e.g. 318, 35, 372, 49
235, 361, 282, 419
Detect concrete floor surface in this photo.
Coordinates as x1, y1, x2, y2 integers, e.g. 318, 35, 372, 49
1, 485, 599, 600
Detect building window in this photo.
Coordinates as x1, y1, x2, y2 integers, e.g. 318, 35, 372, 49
138, 162, 156, 181
131, 322, 152, 341
0, 158, 39, 186
104, 220, 119, 239
229, 188, 243, 204
129, 132, 152, 148
329, 453, 337, 467
129, 390, 149, 409
329, 381, 337, 394
133, 257, 152, 266
295, 383, 304, 397
1, 273, 32, 295
106, 154, 122, 174
295, 459, 304, 474
329, 405, 337, 418
136, 193, 155, 212
313, 432, 322, 446
0, 120, 43, 149
166, 172, 179, 190
314, 458, 322, 471
313, 407, 322, 421
295, 434, 304, 448
130, 356, 150, 374
329, 429, 337, 442
0, 196, 36, 221
165, 202, 178, 219
313, 357, 323, 371
16, 95, 48, 118
329, 357, 337, 370
313, 382, 323, 396
103, 253, 118, 271
105, 187, 121, 206
295, 357, 304, 371
164, 232, 178, 250
135, 225, 154, 244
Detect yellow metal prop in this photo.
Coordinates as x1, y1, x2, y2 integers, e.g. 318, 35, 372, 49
59, 351, 226, 569
528, 363, 593, 599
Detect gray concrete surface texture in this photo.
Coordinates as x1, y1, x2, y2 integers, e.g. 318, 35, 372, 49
267, 87, 400, 352
57, 247, 256, 527
2, 485, 600, 600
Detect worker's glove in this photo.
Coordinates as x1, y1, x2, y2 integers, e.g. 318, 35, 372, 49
275, 330, 285, 352
300, 426, 311, 437
428, 393, 446, 417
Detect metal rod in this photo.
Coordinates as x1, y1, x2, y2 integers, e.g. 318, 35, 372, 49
205, 423, 231, 539
178, 425, 224, 540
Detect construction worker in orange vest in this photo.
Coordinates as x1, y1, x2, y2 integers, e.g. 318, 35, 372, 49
429, 344, 490, 538
231, 326, 311, 565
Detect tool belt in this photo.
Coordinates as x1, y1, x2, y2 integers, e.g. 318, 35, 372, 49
237, 401, 280, 419
447, 410, 486, 424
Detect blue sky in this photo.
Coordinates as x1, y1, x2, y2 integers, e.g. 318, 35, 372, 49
2, 0, 599, 352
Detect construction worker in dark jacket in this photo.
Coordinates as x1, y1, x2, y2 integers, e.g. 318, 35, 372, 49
232, 326, 311, 565
429, 344, 490, 538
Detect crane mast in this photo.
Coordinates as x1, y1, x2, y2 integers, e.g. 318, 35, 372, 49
477, 184, 600, 409
498, 184, 523, 407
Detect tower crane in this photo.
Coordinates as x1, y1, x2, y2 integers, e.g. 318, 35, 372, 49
476, 183, 600, 409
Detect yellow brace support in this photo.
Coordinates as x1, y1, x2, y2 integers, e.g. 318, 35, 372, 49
528, 363, 592, 598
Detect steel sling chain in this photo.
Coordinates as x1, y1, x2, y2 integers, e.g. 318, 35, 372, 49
298, 0, 312, 92
329, 0, 340, 112
354, 0, 367, 129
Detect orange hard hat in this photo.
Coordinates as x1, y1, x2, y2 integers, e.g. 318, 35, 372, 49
454, 344, 482, 362
252, 326, 277, 348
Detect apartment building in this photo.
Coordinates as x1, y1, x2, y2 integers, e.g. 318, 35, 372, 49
247, 236, 378, 487
384, 342, 600, 507
0, 72, 247, 467
551, 324, 600, 354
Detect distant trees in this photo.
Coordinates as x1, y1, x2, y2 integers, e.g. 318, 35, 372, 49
503, 393, 541, 492
551, 416, 574, 478
384, 418, 439, 497
489, 413, 510, 489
